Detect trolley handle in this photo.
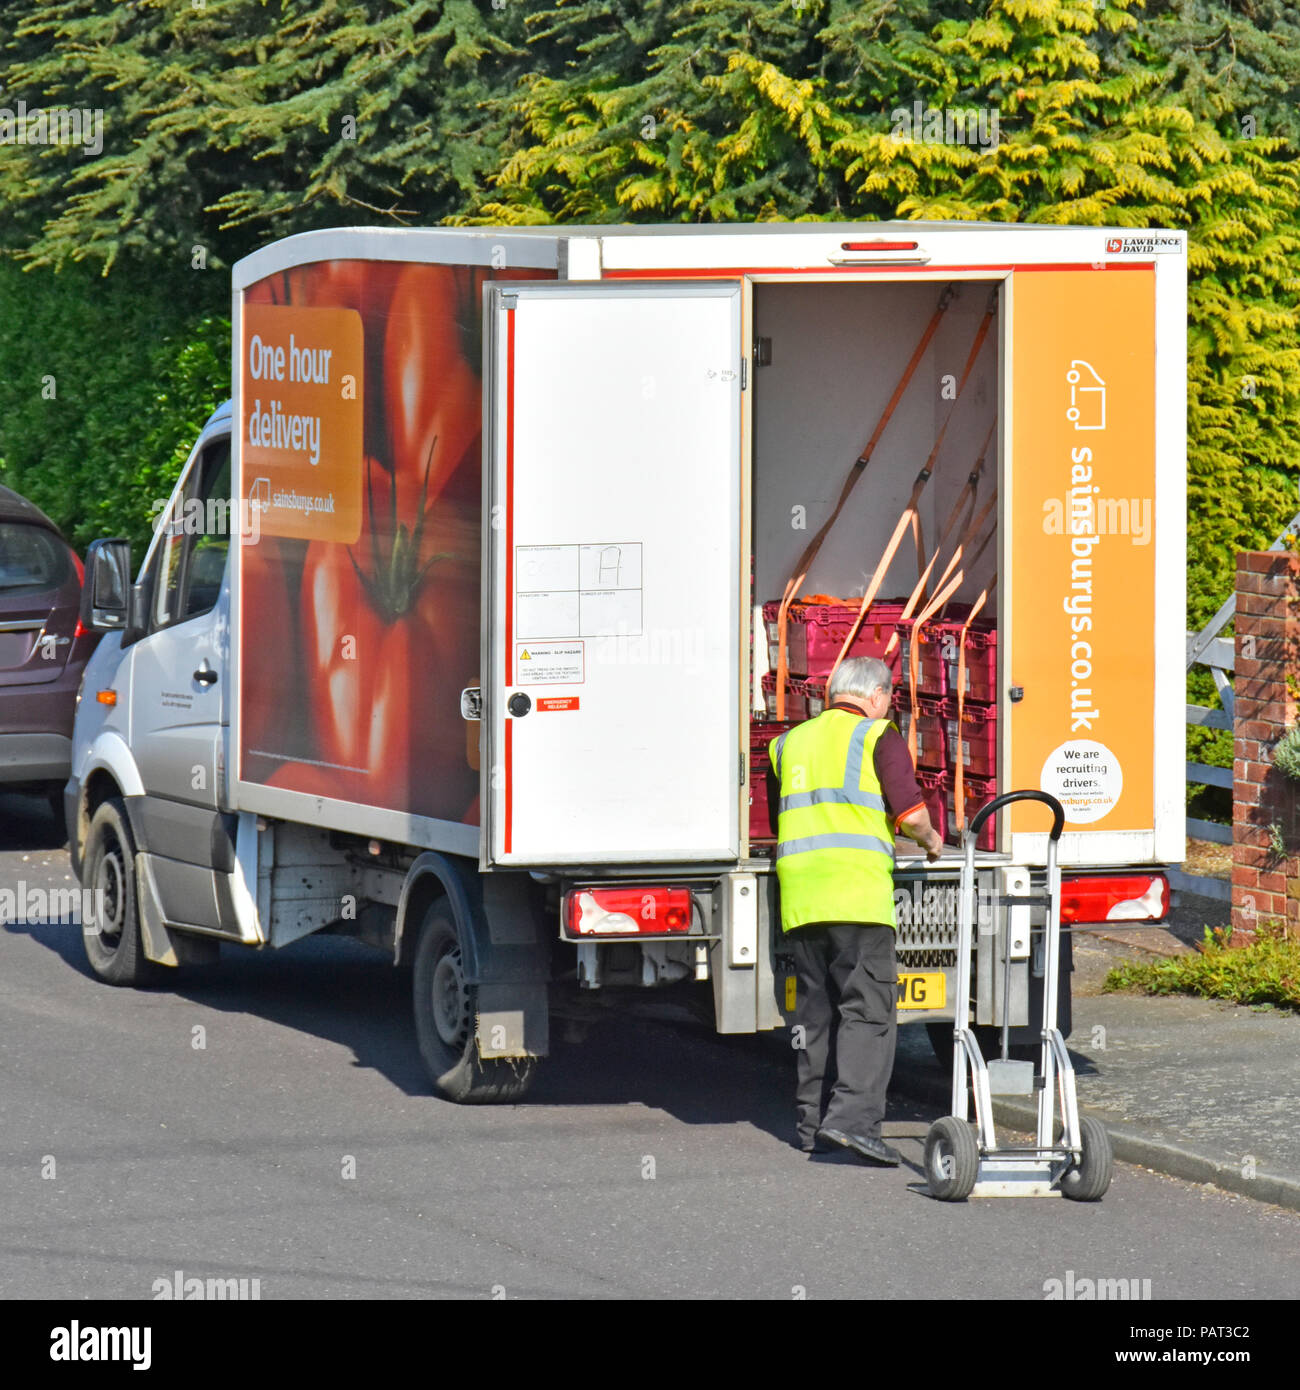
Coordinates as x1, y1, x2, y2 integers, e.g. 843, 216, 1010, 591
968, 789, 1065, 842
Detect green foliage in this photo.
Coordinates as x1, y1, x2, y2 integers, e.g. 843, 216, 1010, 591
1104, 919, 1300, 1010
1272, 724, 1300, 782
459, 0, 1300, 633
1109, 1, 1300, 150
0, 260, 229, 556
0, 0, 552, 272
1, 0, 1299, 630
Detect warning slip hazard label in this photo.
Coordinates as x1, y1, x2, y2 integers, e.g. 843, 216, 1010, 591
516, 641, 584, 685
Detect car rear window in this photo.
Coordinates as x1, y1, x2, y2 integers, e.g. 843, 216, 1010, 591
0, 522, 72, 594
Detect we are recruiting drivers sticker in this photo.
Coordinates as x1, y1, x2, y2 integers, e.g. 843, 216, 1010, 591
1040, 740, 1123, 824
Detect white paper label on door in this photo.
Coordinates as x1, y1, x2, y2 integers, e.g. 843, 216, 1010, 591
516, 641, 585, 685
515, 541, 643, 637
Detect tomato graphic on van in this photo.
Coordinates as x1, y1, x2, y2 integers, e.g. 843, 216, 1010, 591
1066, 359, 1106, 430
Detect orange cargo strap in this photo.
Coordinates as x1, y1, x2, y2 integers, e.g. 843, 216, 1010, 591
901, 567, 966, 763
894, 488, 996, 762
912, 295, 998, 602
827, 290, 998, 688
773, 285, 956, 718
888, 421, 997, 650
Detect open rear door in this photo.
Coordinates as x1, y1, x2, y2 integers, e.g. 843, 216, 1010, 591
484, 281, 743, 866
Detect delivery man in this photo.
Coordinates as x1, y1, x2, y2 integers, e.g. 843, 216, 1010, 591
768, 655, 943, 1163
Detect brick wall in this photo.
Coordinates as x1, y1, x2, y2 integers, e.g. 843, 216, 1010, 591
1231, 550, 1300, 941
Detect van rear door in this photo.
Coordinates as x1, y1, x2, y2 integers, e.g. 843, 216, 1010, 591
483, 281, 743, 866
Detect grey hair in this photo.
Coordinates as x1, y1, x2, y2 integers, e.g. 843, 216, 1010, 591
826, 655, 893, 705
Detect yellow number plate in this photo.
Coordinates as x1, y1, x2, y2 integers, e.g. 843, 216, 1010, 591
897, 972, 946, 1010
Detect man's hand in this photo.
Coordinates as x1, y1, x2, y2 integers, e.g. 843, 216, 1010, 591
899, 806, 945, 860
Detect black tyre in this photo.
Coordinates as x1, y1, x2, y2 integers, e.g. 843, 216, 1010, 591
1059, 1114, 1113, 1201
412, 900, 537, 1104
81, 798, 160, 986
924, 1115, 979, 1201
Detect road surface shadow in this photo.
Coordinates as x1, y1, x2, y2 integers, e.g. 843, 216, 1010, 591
0, 790, 67, 851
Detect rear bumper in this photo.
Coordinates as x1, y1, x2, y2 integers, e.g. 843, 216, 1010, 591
0, 731, 72, 783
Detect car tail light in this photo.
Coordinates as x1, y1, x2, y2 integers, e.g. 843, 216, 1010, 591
1060, 874, 1170, 925
73, 618, 87, 640
565, 886, 692, 937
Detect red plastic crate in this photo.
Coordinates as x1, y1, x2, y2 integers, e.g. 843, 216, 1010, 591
894, 693, 947, 771
761, 672, 807, 720
916, 767, 948, 844
939, 619, 998, 703
897, 620, 948, 697
946, 773, 998, 851
798, 674, 828, 717
762, 600, 908, 678
944, 698, 998, 777
748, 720, 796, 841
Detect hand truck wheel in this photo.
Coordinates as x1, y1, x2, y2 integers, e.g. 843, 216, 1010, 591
925, 1116, 979, 1201
1059, 1115, 1113, 1201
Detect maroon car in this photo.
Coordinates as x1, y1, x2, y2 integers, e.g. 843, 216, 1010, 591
0, 487, 99, 816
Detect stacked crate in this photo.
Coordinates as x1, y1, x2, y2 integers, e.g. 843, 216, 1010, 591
748, 719, 794, 842
937, 615, 999, 850
754, 601, 1000, 852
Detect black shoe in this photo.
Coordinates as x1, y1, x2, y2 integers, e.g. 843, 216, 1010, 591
798, 1133, 832, 1154
815, 1128, 901, 1166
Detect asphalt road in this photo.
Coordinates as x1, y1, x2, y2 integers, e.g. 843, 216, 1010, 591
2, 792, 1296, 1301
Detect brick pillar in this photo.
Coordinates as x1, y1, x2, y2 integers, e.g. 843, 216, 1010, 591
1231, 550, 1300, 941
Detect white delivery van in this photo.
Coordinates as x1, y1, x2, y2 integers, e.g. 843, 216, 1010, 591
68, 222, 1185, 1101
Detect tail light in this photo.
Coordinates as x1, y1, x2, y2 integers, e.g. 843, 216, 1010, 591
73, 618, 87, 640
1060, 874, 1170, 925
565, 886, 692, 937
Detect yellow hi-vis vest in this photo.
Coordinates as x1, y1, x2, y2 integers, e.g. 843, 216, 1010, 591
769, 710, 898, 932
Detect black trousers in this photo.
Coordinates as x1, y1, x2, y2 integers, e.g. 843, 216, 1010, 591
789, 922, 898, 1144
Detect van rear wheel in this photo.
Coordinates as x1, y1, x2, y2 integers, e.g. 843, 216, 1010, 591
412, 901, 537, 1104
81, 798, 160, 987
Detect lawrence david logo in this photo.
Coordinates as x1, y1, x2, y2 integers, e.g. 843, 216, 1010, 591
1105, 235, 1181, 255
0, 91, 103, 156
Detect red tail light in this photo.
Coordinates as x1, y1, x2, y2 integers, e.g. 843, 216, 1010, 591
1060, 874, 1170, 925
565, 886, 693, 937
73, 618, 87, 640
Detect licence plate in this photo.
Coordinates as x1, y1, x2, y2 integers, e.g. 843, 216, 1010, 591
897, 972, 945, 1010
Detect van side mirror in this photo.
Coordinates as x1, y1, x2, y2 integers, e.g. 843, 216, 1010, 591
80, 538, 132, 632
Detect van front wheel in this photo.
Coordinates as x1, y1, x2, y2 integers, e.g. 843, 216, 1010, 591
412, 901, 537, 1104
81, 798, 160, 987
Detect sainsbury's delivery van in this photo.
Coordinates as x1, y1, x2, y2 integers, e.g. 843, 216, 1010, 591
67, 222, 1185, 1101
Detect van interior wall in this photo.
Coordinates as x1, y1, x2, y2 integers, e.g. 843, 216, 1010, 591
752, 280, 999, 611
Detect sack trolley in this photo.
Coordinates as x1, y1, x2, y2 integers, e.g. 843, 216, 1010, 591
924, 790, 1113, 1200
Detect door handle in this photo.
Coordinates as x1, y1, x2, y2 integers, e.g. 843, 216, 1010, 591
193, 663, 218, 686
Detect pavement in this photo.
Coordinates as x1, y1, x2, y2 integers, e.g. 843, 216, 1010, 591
890, 892, 1300, 1213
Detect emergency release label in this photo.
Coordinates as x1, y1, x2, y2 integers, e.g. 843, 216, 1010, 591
516, 641, 585, 685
